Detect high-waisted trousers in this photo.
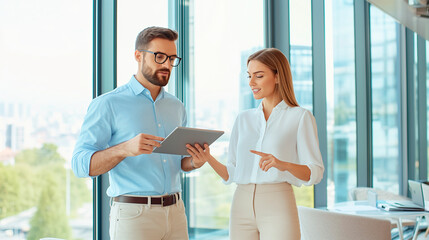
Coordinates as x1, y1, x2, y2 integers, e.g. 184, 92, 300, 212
230, 182, 301, 240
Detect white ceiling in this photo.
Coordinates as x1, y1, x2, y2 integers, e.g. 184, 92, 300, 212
367, 0, 429, 41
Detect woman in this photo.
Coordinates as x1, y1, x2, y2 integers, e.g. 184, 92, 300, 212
186, 48, 324, 240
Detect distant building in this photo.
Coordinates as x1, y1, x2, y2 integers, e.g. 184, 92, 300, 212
5, 123, 25, 151
0, 147, 16, 166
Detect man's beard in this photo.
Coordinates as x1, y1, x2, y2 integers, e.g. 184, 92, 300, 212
142, 66, 170, 87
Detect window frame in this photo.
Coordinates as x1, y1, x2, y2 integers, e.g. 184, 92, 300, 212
93, 0, 429, 238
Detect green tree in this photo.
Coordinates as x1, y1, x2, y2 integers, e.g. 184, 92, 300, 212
0, 164, 20, 219
195, 154, 234, 228
15, 164, 41, 211
293, 185, 314, 208
12, 143, 91, 215
15, 143, 64, 167
27, 173, 72, 240
70, 171, 91, 213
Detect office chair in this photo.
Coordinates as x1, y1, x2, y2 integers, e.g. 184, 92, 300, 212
298, 206, 391, 240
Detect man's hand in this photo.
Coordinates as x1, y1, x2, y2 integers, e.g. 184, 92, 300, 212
89, 133, 164, 176
122, 133, 164, 157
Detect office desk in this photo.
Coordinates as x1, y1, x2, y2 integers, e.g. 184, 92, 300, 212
328, 201, 429, 240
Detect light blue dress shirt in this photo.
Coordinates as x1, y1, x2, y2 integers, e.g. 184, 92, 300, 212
72, 76, 187, 197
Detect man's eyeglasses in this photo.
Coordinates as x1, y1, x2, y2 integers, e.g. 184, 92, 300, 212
138, 49, 182, 67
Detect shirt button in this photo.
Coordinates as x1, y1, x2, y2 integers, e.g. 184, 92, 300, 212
163, 159, 167, 163
158, 124, 161, 127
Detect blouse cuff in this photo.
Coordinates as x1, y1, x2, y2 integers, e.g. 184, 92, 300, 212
302, 163, 324, 186
222, 164, 235, 185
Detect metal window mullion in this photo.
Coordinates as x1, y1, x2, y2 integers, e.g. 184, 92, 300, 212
265, 0, 290, 58
93, 0, 117, 239
172, 0, 187, 102
354, 0, 372, 188
92, 1, 100, 239
312, 0, 327, 208
173, 0, 191, 232
399, 26, 408, 195
418, 36, 427, 180
264, 0, 272, 48
405, 28, 416, 186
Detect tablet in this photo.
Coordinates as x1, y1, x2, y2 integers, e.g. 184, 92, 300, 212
153, 127, 224, 155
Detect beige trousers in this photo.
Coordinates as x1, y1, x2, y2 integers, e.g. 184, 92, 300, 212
230, 183, 301, 240
109, 197, 188, 240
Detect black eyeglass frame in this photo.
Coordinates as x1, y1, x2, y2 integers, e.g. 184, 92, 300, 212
138, 49, 182, 67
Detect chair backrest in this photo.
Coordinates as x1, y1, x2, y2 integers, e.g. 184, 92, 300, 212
298, 206, 391, 240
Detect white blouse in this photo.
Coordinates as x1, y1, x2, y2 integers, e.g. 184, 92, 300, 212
224, 101, 324, 187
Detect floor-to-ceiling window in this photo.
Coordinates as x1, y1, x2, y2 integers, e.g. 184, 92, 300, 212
289, 0, 314, 207
0, 1, 93, 239
117, 0, 174, 93
186, 0, 263, 238
290, 0, 313, 112
325, 0, 357, 206
370, 5, 401, 193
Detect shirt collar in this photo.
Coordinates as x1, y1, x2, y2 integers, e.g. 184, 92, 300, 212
275, 100, 289, 110
257, 100, 289, 111
129, 76, 145, 95
128, 75, 165, 100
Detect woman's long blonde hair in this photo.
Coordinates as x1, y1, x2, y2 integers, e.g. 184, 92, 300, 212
247, 48, 299, 107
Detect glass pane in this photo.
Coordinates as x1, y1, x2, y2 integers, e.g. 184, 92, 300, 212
290, 0, 313, 112
188, 0, 264, 238
117, 0, 174, 94
325, 0, 357, 206
370, 5, 401, 194
289, 0, 314, 207
0, 1, 93, 239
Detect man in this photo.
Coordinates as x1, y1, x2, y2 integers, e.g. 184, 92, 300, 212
72, 26, 203, 240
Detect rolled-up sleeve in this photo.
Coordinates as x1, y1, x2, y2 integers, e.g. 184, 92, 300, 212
72, 97, 113, 178
296, 110, 324, 186
223, 117, 239, 185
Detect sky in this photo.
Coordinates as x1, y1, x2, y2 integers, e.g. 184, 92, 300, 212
0, 0, 314, 111
0, 0, 92, 108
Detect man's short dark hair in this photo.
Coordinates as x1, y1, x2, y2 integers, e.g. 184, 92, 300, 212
135, 26, 178, 50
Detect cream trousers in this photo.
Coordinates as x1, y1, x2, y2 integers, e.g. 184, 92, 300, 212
109, 197, 188, 240
230, 183, 301, 240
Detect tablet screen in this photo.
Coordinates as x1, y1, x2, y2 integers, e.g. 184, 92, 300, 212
153, 127, 224, 155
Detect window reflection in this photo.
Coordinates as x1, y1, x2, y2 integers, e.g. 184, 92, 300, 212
0, 1, 93, 239
289, 0, 314, 207
370, 5, 401, 194
325, 0, 357, 206
116, 0, 173, 93
187, 0, 263, 238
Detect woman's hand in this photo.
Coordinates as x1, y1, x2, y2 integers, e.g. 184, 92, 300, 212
250, 150, 288, 172
186, 143, 211, 168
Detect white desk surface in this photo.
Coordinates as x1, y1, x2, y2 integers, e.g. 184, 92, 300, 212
328, 200, 429, 219
328, 200, 429, 240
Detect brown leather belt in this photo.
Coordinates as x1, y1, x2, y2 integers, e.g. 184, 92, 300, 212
113, 193, 180, 207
